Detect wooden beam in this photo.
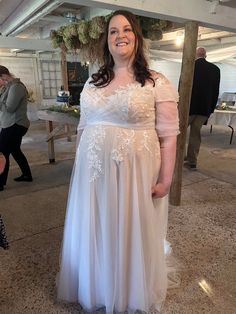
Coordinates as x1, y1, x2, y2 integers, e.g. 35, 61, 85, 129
1, 0, 61, 36
60, 49, 68, 91
65, 0, 236, 32
169, 21, 199, 206
0, 36, 56, 51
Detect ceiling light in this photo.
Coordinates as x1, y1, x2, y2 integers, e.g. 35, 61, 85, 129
175, 31, 184, 46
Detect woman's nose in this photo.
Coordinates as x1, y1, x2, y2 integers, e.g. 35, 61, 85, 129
117, 32, 125, 38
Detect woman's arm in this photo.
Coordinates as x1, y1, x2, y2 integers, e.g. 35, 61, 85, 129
152, 135, 177, 198
0, 84, 26, 113
4, 84, 26, 113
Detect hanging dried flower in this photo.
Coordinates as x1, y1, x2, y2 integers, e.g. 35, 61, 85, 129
63, 23, 78, 37
88, 16, 106, 39
136, 16, 173, 41
77, 20, 89, 45
80, 38, 104, 65
50, 30, 63, 49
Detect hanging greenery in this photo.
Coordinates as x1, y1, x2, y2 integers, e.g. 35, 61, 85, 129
50, 15, 173, 64
136, 16, 173, 41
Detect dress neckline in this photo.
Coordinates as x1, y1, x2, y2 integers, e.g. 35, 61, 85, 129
98, 82, 140, 98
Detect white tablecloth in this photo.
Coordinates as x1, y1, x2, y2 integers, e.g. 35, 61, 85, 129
208, 109, 236, 127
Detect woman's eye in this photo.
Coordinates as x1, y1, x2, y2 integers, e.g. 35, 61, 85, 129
124, 28, 132, 32
110, 30, 117, 35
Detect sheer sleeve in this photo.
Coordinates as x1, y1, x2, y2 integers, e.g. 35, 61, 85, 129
153, 73, 180, 137
77, 107, 86, 131
77, 78, 91, 131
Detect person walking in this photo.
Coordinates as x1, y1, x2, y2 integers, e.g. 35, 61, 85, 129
185, 47, 220, 170
0, 65, 33, 191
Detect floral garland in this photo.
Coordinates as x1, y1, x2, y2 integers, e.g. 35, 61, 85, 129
46, 104, 80, 118
136, 16, 172, 41
217, 102, 234, 111
50, 15, 173, 64
50, 15, 108, 64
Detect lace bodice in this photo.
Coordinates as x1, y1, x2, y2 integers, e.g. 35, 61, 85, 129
79, 73, 179, 137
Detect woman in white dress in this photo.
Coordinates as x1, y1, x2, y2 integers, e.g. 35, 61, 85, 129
57, 10, 179, 313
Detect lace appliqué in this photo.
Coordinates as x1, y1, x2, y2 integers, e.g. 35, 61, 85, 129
154, 72, 169, 86
86, 126, 105, 182
111, 130, 157, 163
111, 130, 135, 162
138, 131, 152, 153
138, 131, 160, 157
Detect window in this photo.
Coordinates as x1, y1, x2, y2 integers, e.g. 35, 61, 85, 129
40, 60, 62, 98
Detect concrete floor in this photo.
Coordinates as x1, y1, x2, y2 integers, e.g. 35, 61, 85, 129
0, 120, 235, 314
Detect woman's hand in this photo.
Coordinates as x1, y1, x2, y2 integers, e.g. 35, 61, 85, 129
151, 182, 170, 198
151, 135, 177, 199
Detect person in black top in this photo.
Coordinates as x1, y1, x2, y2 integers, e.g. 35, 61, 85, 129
185, 47, 220, 170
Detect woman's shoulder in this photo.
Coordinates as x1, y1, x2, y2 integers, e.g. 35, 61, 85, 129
82, 77, 94, 89
149, 70, 170, 85
10, 79, 27, 91
149, 70, 179, 102
8, 79, 27, 97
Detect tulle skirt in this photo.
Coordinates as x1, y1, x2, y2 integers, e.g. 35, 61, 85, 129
57, 126, 177, 313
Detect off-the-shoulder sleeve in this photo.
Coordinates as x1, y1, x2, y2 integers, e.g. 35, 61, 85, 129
154, 73, 180, 137
77, 78, 91, 131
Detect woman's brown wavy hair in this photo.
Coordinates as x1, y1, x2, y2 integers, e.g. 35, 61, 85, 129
90, 10, 154, 87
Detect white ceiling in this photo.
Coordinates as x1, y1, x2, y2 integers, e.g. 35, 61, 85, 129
0, 0, 236, 55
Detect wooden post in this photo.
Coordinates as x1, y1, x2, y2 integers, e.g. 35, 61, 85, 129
60, 49, 70, 140
169, 21, 199, 206
46, 121, 55, 163
61, 49, 68, 91
65, 123, 72, 142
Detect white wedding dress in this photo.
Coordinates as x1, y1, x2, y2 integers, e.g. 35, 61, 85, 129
57, 73, 179, 313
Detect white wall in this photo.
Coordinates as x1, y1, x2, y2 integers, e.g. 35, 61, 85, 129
0, 56, 40, 102
216, 63, 236, 95
1, 55, 235, 108
0, 53, 65, 107
149, 59, 236, 98
149, 59, 181, 89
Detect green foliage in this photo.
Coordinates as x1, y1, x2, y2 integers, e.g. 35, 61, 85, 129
136, 16, 173, 40
45, 104, 80, 118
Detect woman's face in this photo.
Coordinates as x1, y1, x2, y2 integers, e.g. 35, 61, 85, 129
0, 77, 5, 86
0, 75, 9, 85
108, 14, 136, 62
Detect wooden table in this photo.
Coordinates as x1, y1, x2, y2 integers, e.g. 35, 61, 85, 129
208, 109, 236, 144
37, 110, 79, 163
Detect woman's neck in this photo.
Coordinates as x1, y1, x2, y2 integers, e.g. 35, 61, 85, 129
113, 63, 134, 79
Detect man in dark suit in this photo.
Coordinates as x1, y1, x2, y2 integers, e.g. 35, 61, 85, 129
185, 47, 220, 170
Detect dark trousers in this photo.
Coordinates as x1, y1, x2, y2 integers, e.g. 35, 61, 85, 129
186, 115, 208, 165
0, 124, 32, 186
